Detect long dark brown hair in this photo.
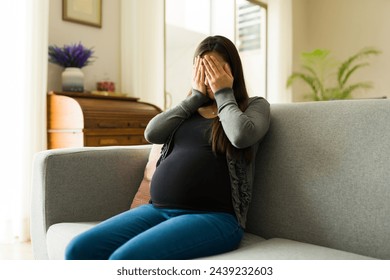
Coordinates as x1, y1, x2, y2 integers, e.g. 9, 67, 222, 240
194, 35, 251, 161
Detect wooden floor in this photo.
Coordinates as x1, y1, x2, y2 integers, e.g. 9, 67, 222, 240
0, 242, 34, 260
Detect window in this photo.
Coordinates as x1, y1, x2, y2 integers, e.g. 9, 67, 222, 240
165, 0, 268, 108
236, 0, 267, 98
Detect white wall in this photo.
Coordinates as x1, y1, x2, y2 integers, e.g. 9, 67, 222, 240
47, 0, 121, 93
291, 0, 308, 101
292, 0, 390, 101
267, 0, 293, 103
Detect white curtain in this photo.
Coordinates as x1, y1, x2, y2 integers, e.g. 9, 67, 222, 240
0, 0, 48, 243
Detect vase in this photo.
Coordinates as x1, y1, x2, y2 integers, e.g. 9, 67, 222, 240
62, 67, 84, 92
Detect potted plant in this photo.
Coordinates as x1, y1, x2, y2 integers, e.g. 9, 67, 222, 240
286, 47, 381, 101
48, 42, 95, 92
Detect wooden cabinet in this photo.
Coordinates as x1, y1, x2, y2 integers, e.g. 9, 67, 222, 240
47, 91, 162, 149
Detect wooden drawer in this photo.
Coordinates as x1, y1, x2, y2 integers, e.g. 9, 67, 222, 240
84, 119, 149, 129
85, 135, 148, 146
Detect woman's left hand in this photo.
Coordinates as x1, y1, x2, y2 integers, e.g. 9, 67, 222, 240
203, 55, 234, 94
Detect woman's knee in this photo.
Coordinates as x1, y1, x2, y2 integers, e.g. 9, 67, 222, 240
65, 236, 87, 260
65, 232, 103, 260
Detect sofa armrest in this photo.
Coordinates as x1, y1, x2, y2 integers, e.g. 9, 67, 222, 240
31, 145, 151, 259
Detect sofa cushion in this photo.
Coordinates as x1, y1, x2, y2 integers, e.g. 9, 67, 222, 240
200, 238, 374, 260
130, 144, 162, 208
47, 222, 372, 260
46, 222, 264, 260
246, 100, 390, 259
47, 222, 99, 260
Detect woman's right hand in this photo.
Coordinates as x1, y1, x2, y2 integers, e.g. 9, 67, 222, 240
192, 56, 206, 95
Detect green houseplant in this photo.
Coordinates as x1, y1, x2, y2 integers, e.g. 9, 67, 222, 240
286, 47, 381, 101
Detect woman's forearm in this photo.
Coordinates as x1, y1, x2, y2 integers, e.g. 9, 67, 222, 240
215, 88, 270, 149
144, 90, 210, 144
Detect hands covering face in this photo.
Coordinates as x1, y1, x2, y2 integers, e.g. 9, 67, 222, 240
192, 54, 234, 98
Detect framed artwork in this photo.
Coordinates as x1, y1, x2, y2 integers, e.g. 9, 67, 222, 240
63, 0, 102, 28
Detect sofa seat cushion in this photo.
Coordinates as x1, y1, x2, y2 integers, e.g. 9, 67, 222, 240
201, 238, 374, 260
47, 223, 266, 260
47, 223, 373, 260
47, 222, 98, 260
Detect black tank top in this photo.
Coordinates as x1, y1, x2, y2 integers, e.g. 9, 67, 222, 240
150, 112, 234, 214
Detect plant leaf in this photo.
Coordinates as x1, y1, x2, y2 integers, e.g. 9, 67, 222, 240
286, 73, 322, 100
338, 47, 381, 86
341, 62, 369, 87
340, 82, 373, 99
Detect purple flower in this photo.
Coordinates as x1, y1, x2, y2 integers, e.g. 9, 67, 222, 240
48, 42, 95, 68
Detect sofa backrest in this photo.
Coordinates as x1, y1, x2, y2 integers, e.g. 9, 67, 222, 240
246, 99, 390, 259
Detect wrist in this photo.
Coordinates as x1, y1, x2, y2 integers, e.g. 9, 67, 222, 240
215, 88, 237, 111
191, 89, 211, 103
180, 89, 211, 113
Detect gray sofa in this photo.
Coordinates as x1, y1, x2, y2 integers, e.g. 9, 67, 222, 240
31, 99, 390, 260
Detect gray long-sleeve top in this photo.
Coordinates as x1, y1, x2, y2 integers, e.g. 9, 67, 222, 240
145, 88, 270, 228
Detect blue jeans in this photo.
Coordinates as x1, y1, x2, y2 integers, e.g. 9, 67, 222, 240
65, 204, 243, 260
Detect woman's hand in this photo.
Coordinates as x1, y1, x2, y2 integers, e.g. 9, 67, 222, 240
203, 55, 234, 94
192, 56, 206, 95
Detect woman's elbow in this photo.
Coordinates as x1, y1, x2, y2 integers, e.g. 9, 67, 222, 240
144, 126, 163, 144
229, 123, 270, 149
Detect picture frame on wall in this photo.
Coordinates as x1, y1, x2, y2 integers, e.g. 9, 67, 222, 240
63, 0, 102, 28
